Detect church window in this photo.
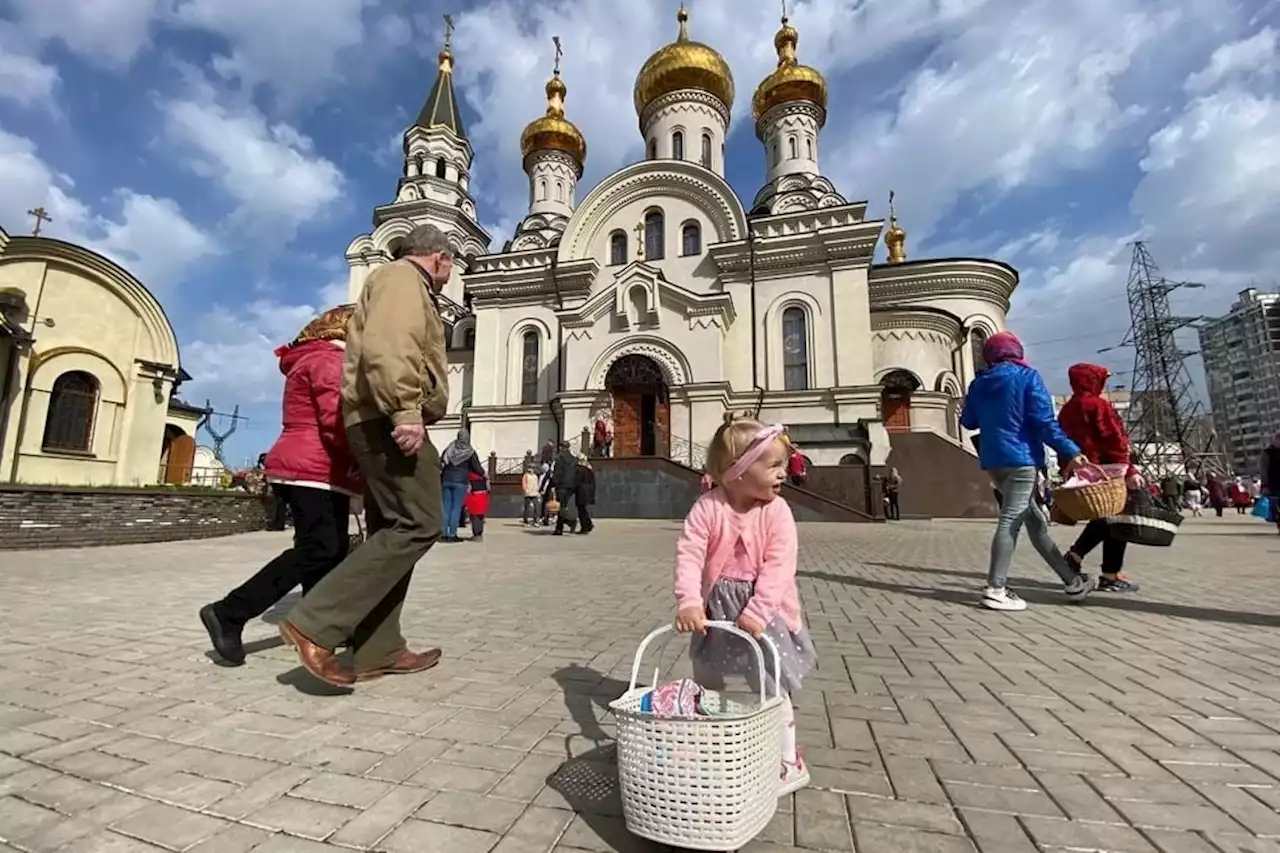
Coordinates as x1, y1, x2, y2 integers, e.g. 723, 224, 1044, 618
609, 231, 627, 266
788, 136, 797, 159
644, 210, 665, 260
435, 158, 447, 178
647, 138, 657, 159
464, 327, 476, 349
414, 154, 424, 176
43, 371, 98, 453
771, 142, 780, 166
555, 180, 564, 201
672, 131, 684, 160
782, 308, 809, 391
537, 180, 546, 201
806, 137, 814, 159
971, 328, 989, 373
700, 132, 712, 168
681, 222, 701, 256
521, 330, 540, 405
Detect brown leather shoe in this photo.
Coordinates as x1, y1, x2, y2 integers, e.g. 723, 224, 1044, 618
356, 648, 442, 682
279, 620, 355, 687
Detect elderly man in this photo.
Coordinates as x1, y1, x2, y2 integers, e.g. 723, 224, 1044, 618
278, 224, 453, 687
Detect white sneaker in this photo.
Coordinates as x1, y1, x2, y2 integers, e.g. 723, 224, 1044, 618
1063, 574, 1093, 602
779, 753, 810, 796
982, 587, 1027, 611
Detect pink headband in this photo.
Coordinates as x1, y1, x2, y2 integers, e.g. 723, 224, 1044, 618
724, 423, 786, 482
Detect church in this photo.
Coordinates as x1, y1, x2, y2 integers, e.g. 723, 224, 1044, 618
345, 9, 1015, 470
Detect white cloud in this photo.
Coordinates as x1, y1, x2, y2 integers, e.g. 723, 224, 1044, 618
161, 78, 346, 243
1185, 26, 1278, 93
0, 129, 217, 289
0, 47, 59, 107
4, 0, 167, 68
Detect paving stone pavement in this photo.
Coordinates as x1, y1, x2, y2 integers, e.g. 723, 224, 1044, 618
1, 514, 1280, 853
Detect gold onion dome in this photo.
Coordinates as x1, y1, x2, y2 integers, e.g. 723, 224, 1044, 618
885, 191, 907, 264
751, 14, 828, 122
519, 70, 587, 172
634, 8, 735, 118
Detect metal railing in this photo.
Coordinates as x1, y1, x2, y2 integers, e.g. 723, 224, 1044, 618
654, 424, 709, 472
156, 465, 239, 488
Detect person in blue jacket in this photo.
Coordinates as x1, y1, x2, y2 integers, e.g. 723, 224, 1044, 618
960, 331, 1094, 611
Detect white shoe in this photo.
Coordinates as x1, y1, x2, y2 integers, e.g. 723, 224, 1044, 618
982, 587, 1027, 611
1063, 574, 1093, 602
779, 753, 810, 796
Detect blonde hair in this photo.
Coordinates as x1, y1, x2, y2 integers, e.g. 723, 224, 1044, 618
705, 417, 790, 483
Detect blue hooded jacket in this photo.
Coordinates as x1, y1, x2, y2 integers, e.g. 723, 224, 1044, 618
960, 362, 1080, 471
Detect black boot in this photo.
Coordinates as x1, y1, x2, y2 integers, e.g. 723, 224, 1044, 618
199, 603, 246, 665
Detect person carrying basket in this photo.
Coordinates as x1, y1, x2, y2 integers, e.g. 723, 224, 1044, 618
960, 332, 1094, 611
673, 418, 817, 796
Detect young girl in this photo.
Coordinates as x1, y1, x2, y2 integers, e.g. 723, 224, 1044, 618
673, 419, 817, 795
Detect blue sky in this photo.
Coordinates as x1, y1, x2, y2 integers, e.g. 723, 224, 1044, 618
1, 0, 1277, 466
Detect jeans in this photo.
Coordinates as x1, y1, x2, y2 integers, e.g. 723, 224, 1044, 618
522, 496, 540, 524
219, 485, 349, 624
987, 467, 1078, 589
442, 482, 468, 539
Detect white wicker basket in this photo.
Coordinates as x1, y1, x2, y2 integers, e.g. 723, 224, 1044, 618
608, 622, 784, 851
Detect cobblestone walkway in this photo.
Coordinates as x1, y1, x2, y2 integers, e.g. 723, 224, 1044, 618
2, 515, 1280, 853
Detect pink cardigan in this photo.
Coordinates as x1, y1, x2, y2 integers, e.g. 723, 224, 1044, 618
673, 489, 802, 632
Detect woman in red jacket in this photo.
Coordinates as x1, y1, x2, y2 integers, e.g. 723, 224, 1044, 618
200, 305, 362, 665
1056, 363, 1139, 593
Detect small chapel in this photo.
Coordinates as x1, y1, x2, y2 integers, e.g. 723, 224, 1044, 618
345, 9, 1015, 474
0, 223, 206, 486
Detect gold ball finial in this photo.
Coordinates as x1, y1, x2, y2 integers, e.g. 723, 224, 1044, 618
519, 35, 586, 172
885, 191, 907, 264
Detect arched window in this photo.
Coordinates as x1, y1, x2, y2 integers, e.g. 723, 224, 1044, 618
464, 327, 476, 349
771, 143, 780, 166
521, 330, 539, 405
782, 308, 809, 391
672, 131, 684, 160
644, 210, 665, 260
537, 180, 546, 201
555, 180, 564, 201
700, 132, 712, 168
681, 222, 701, 256
971, 328, 989, 373
42, 371, 99, 453
414, 154, 424, 176
788, 136, 797, 159
647, 138, 657, 160
806, 137, 813, 159
609, 231, 627, 266
435, 158, 447, 178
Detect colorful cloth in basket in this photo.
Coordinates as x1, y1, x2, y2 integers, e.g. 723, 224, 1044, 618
641, 678, 703, 717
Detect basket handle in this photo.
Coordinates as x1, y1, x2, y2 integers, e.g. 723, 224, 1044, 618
626, 621, 783, 707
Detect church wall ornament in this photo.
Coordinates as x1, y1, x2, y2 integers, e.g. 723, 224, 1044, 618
588, 336, 692, 390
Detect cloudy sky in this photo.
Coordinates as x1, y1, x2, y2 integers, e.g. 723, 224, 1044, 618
1, 0, 1277, 464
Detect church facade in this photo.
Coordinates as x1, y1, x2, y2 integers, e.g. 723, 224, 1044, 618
346, 10, 1015, 467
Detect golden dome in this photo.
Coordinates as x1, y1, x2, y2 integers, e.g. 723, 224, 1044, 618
885, 191, 907, 264
520, 71, 587, 172
634, 8, 735, 118
752, 15, 827, 122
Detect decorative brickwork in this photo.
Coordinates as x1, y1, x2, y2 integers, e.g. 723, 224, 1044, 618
0, 486, 271, 550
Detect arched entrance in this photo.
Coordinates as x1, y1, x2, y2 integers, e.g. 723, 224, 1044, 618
606, 355, 669, 457
160, 424, 196, 484
880, 370, 920, 432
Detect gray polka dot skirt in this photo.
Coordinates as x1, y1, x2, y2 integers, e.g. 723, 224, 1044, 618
689, 578, 817, 697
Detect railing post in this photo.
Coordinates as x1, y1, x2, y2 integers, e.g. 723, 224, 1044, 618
488, 451, 497, 479
580, 427, 590, 457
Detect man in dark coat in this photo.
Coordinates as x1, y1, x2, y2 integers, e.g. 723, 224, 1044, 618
552, 441, 579, 535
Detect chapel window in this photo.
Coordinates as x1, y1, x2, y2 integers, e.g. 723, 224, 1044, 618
647, 138, 657, 160
788, 136, 797, 159
464, 327, 476, 349
782, 308, 809, 391
435, 158, 447, 178
537, 180, 546, 201
42, 371, 99, 453
644, 210, 665, 260
971, 328, 989, 373
556, 180, 564, 202
672, 131, 684, 161
700, 132, 712, 168
681, 222, 701, 256
521, 330, 540, 405
609, 231, 627, 266
806, 137, 814, 159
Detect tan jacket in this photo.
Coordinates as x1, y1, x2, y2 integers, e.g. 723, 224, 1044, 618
342, 259, 449, 429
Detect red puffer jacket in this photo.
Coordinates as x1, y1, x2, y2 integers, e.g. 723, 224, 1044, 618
264, 340, 361, 495
1057, 363, 1134, 474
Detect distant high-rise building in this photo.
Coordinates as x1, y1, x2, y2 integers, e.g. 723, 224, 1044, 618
1198, 288, 1280, 473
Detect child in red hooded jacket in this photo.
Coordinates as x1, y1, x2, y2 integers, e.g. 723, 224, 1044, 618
1056, 363, 1140, 593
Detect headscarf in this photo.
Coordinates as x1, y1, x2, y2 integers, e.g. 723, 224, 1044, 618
292, 304, 355, 346
982, 331, 1028, 368
442, 428, 475, 467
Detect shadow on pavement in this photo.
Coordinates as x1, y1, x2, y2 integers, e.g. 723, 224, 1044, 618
800, 569, 1280, 627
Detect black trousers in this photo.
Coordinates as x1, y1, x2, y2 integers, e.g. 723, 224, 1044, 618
1069, 518, 1127, 574
219, 485, 350, 625
268, 484, 290, 530
885, 492, 900, 520
576, 500, 593, 533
